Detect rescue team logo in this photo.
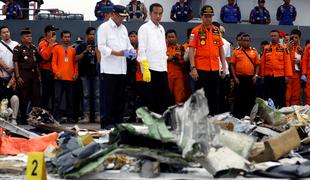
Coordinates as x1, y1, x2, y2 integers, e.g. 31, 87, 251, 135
198, 28, 206, 46
276, 47, 284, 52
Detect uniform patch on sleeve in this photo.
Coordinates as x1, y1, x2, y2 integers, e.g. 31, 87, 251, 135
189, 34, 195, 42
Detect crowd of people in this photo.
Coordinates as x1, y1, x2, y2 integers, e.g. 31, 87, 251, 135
94, 0, 297, 25
0, 1, 310, 129
2, 0, 297, 25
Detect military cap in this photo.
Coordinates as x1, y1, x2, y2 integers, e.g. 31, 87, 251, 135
200, 5, 214, 16
20, 28, 31, 36
113, 5, 129, 17
44, 25, 59, 33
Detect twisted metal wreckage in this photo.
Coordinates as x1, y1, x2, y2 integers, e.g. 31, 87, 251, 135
1, 89, 310, 178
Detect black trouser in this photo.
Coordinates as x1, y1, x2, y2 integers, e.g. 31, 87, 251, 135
233, 75, 256, 119
101, 73, 126, 128
195, 70, 220, 116
144, 70, 171, 115
0, 78, 11, 100
124, 60, 138, 121
73, 77, 83, 118
53, 80, 74, 120
18, 71, 41, 124
136, 81, 148, 108
264, 76, 286, 108
219, 75, 231, 113
40, 69, 54, 111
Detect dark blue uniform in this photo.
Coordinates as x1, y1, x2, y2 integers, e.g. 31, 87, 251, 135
220, 4, 241, 23
170, 2, 192, 22
276, 4, 296, 25
249, 6, 270, 24
5, 2, 22, 19
94, 0, 113, 21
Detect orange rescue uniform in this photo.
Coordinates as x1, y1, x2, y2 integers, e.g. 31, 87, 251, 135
230, 47, 260, 118
302, 44, 310, 105
38, 38, 57, 71
286, 45, 302, 106
188, 24, 223, 71
166, 43, 189, 104
260, 44, 292, 77
51, 45, 78, 81
230, 47, 260, 75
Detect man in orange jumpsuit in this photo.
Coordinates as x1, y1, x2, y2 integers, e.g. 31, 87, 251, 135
188, 5, 226, 115
261, 29, 292, 108
38, 25, 58, 111
301, 34, 310, 105
166, 29, 189, 104
230, 34, 260, 118
52, 30, 78, 122
286, 29, 302, 106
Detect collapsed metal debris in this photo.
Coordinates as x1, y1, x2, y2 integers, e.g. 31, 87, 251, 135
2, 90, 310, 179
27, 107, 76, 134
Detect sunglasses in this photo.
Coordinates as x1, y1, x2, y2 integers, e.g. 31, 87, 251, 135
259, 1, 265, 3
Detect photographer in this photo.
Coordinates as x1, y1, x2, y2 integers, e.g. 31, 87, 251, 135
74, 27, 100, 123
38, 25, 59, 112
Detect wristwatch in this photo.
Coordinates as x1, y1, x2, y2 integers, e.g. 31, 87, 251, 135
190, 66, 196, 70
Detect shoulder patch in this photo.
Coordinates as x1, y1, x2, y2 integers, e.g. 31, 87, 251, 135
212, 28, 220, 35
189, 33, 195, 42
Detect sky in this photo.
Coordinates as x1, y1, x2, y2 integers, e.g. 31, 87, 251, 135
40, 0, 121, 20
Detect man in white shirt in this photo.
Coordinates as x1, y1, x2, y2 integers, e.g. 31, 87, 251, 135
0, 26, 19, 124
138, 3, 171, 114
97, 5, 135, 129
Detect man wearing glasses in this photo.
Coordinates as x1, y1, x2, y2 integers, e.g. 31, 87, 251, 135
249, 0, 271, 24
188, 5, 226, 116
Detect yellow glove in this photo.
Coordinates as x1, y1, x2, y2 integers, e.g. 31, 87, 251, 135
141, 59, 151, 82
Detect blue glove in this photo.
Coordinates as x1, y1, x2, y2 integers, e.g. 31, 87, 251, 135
124, 49, 136, 60
129, 49, 136, 60
124, 49, 130, 58
301, 75, 307, 82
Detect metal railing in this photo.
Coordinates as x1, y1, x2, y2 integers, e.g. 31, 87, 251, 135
0, 8, 83, 20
